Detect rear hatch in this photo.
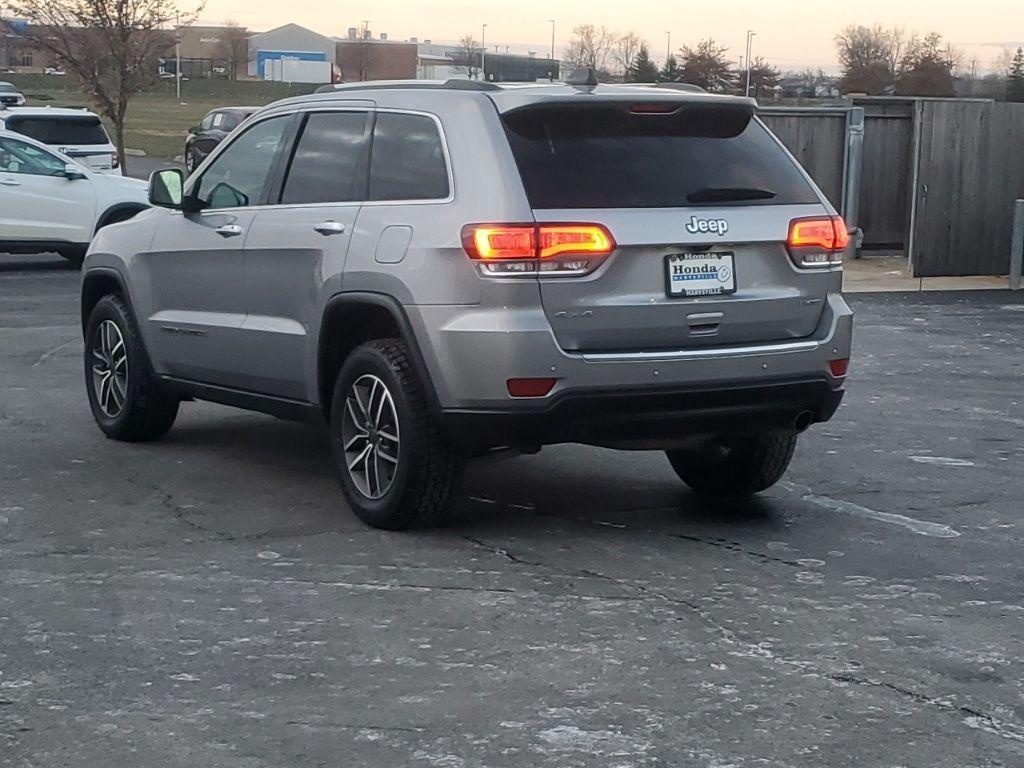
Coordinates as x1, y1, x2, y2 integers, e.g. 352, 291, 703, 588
5, 113, 115, 171
499, 97, 835, 353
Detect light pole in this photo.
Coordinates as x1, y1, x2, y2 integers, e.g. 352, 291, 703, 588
481, 23, 487, 81
549, 19, 555, 61
175, 12, 181, 101
744, 30, 756, 97
665, 31, 671, 66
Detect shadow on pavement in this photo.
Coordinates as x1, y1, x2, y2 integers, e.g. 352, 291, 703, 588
0, 254, 77, 272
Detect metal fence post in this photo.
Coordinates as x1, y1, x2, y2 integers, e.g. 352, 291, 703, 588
1011, 200, 1024, 290
843, 107, 865, 254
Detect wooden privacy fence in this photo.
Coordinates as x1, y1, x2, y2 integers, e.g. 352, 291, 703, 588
760, 97, 1024, 277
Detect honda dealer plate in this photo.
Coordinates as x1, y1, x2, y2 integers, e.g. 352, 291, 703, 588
665, 252, 736, 297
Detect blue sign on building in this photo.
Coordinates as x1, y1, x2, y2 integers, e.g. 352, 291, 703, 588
256, 50, 327, 78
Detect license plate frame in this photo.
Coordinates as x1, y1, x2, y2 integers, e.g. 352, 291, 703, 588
665, 252, 737, 297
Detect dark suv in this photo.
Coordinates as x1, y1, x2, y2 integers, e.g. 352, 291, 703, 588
184, 106, 257, 173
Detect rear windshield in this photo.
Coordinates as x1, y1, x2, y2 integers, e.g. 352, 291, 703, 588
502, 104, 819, 209
6, 115, 110, 146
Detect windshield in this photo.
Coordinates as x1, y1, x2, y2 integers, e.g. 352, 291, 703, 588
6, 115, 110, 146
502, 104, 819, 209
0, 83, 18, 93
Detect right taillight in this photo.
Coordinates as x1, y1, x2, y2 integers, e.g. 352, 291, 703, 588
787, 216, 848, 268
462, 223, 615, 277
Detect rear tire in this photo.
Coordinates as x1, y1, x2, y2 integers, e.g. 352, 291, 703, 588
666, 433, 798, 497
330, 338, 464, 530
84, 294, 179, 442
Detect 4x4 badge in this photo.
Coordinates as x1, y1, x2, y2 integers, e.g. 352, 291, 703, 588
686, 216, 729, 236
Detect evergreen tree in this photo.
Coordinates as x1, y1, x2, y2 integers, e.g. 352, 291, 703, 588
1009, 48, 1024, 103
659, 54, 682, 82
629, 45, 660, 83
678, 39, 736, 92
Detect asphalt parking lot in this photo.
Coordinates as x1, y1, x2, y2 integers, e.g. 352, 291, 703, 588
2, 255, 1024, 767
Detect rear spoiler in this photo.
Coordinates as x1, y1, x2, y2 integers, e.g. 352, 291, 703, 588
499, 97, 756, 140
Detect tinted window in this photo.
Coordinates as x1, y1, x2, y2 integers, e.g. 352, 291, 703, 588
200, 112, 215, 130
502, 105, 818, 209
0, 136, 67, 176
6, 115, 109, 145
368, 113, 449, 201
0, 83, 16, 93
195, 115, 290, 209
220, 112, 247, 131
280, 111, 369, 204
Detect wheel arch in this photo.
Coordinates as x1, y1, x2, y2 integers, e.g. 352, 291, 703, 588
94, 203, 148, 235
317, 292, 440, 422
80, 267, 133, 332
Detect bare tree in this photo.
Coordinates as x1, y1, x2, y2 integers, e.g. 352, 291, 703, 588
896, 32, 960, 97
1, 0, 202, 171
563, 24, 616, 74
350, 22, 376, 81
452, 34, 480, 79
215, 20, 248, 81
612, 31, 644, 77
835, 24, 899, 94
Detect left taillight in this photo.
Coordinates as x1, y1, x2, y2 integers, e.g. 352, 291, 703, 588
786, 216, 848, 268
110, 153, 120, 170
462, 223, 615, 277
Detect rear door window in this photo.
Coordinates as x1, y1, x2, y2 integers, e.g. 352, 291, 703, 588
501, 104, 819, 209
368, 112, 449, 201
279, 111, 370, 205
6, 115, 110, 146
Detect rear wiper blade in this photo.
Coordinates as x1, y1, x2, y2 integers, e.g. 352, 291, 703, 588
686, 187, 777, 203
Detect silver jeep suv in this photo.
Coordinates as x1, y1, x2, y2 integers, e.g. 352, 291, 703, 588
81, 76, 853, 529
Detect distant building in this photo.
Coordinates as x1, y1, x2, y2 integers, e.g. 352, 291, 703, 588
335, 27, 417, 82
165, 24, 249, 79
415, 42, 558, 82
248, 23, 336, 80
0, 20, 57, 73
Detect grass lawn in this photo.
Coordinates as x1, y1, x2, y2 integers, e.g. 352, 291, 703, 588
5, 74, 318, 160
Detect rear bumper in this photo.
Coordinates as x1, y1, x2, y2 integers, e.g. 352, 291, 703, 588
441, 379, 843, 451
407, 292, 852, 449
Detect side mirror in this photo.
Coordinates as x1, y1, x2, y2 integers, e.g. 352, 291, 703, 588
188, 125, 201, 135
64, 163, 87, 180
148, 168, 184, 208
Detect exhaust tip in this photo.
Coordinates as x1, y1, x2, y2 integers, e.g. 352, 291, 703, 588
793, 410, 814, 433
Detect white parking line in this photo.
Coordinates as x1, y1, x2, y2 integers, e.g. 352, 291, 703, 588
781, 482, 961, 538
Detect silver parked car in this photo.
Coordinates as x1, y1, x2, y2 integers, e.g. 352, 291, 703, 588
80, 74, 853, 529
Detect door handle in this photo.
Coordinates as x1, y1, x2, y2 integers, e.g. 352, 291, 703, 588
313, 220, 346, 235
0, 178, 20, 186
215, 224, 243, 237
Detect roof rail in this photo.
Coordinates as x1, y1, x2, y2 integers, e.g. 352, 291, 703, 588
311, 79, 502, 95
442, 78, 501, 91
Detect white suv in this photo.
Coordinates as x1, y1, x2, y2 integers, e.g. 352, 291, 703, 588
0, 130, 148, 265
0, 107, 120, 174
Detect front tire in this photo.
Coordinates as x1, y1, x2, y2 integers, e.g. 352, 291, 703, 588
84, 294, 179, 442
330, 339, 464, 530
666, 433, 798, 498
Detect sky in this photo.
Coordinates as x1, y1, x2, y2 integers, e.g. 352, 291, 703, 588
193, 0, 1024, 72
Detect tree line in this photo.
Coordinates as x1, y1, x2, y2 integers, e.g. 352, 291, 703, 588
561, 25, 780, 97
564, 23, 1024, 103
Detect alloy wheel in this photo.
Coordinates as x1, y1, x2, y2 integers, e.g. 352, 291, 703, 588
341, 374, 400, 499
91, 319, 128, 417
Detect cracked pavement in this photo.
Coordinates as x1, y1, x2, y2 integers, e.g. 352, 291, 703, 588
2, 254, 1024, 766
